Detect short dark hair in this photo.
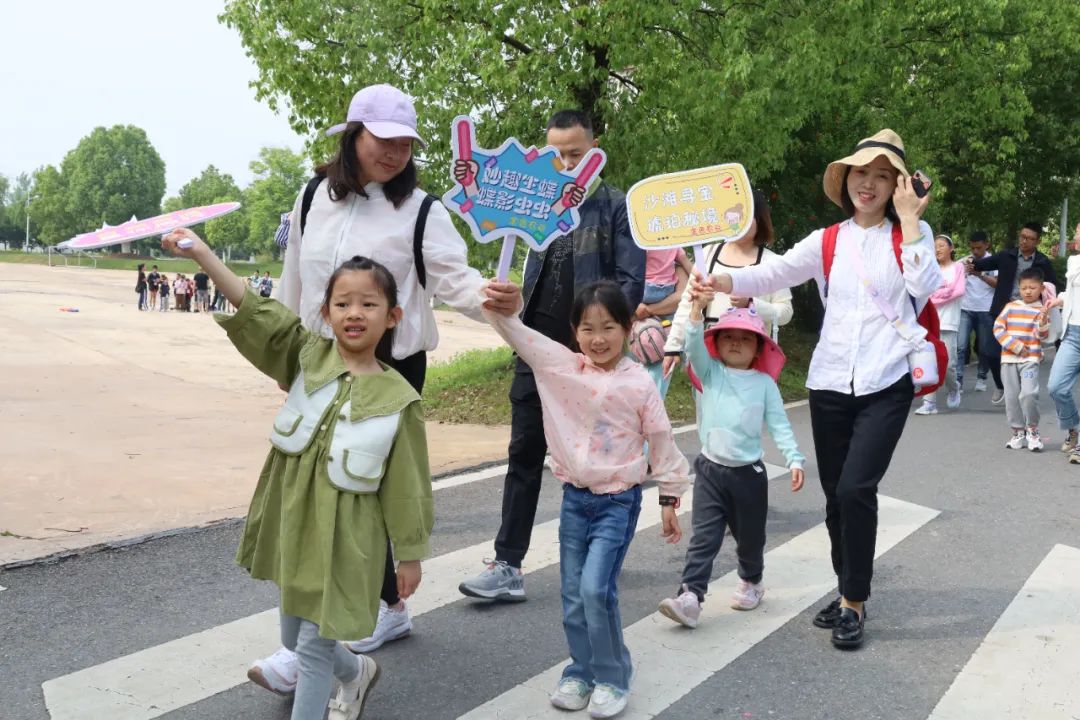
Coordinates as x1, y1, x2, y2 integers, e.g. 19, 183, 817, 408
969, 230, 989, 245
1021, 222, 1044, 238
1018, 267, 1045, 284
546, 110, 594, 136
315, 122, 418, 210
570, 281, 632, 333
750, 189, 774, 247
323, 255, 399, 363
840, 167, 900, 225
152, 265, 158, 269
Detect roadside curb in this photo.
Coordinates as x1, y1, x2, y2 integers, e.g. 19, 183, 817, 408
1, 402, 811, 571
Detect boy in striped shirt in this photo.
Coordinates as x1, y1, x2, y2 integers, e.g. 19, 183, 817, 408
994, 268, 1051, 450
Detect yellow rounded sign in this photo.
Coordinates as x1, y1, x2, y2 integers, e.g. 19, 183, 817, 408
626, 163, 754, 249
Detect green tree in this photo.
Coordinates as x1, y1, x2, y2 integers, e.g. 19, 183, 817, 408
6, 173, 34, 247
221, 0, 1079, 267
244, 147, 309, 255
174, 165, 244, 244
28, 125, 166, 245
205, 192, 251, 252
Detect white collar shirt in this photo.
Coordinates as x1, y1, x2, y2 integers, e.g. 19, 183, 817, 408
729, 219, 941, 396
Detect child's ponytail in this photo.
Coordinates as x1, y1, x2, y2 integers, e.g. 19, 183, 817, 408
323, 255, 399, 365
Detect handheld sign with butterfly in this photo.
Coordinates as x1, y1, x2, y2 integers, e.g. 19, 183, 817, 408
443, 116, 607, 281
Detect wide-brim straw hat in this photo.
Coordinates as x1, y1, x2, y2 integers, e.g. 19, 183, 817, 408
823, 129, 909, 208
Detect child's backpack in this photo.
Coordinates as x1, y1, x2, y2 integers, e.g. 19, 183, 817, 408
821, 222, 947, 397
630, 318, 669, 365
299, 175, 437, 289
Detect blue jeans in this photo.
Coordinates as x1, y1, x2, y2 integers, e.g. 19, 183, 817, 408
559, 484, 641, 691
1048, 325, 1080, 431
957, 309, 993, 385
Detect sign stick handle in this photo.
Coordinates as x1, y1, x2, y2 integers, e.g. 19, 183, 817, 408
496, 236, 516, 282
692, 243, 707, 276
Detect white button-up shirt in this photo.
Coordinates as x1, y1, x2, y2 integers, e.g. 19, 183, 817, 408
730, 219, 941, 396
278, 182, 486, 359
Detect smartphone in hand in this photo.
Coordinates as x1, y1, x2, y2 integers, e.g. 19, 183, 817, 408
911, 170, 933, 198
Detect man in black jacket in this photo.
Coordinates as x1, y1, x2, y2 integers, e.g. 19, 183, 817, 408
969, 222, 1058, 404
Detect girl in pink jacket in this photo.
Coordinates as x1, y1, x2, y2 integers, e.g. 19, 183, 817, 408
916, 234, 966, 414
482, 280, 690, 719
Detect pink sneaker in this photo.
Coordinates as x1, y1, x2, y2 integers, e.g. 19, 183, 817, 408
731, 579, 765, 610
658, 585, 701, 628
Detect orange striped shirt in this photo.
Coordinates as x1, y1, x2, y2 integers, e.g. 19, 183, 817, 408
994, 300, 1049, 362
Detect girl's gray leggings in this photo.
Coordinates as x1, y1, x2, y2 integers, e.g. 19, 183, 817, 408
280, 611, 360, 720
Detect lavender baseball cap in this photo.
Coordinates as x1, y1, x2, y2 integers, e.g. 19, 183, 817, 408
325, 84, 427, 147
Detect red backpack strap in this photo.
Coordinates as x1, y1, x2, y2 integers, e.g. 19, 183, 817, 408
821, 223, 842, 298
890, 222, 904, 270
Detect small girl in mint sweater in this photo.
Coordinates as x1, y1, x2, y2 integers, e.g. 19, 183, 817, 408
659, 279, 805, 628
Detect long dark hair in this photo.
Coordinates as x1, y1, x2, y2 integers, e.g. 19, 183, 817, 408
315, 123, 418, 209
322, 255, 399, 364
840, 166, 900, 225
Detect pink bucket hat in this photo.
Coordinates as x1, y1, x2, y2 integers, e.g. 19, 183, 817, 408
325, 84, 427, 148
703, 307, 786, 381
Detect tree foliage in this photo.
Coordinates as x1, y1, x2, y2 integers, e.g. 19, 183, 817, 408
244, 147, 309, 254
167, 165, 246, 247
28, 125, 166, 245
222, 0, 1080, 260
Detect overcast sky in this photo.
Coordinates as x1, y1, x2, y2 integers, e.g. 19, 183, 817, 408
0, 0, 306, 196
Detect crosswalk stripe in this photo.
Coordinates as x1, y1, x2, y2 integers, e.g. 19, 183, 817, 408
458, 494, 939, 719
927, 543, 1080, 720
46, 465, 802, 720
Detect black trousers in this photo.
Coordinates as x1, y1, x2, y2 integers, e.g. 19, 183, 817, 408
494, 360, 547, 568
379, 351, 427, 606
808, 375, 913, 602
987, 339, 1005, 390
681, 456, 769, 601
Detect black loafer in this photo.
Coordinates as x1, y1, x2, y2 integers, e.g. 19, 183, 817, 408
831, 607, 865, 649
812, 597, 842, 628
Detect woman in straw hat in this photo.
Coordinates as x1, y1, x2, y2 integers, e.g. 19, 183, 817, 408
699, 129, 941, 648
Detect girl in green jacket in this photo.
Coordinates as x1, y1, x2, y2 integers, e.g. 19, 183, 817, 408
163, 228, 429, 720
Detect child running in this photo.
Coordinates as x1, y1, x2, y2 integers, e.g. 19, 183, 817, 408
659, 278, 805, 628
162, 228, 434, 720
994, 267, 1051, 451
481, 280, 690, 719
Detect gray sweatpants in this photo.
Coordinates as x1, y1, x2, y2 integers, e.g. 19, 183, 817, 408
680, 455, 769, 602
280, 611, 360, 720
1002, 361, 1041, 429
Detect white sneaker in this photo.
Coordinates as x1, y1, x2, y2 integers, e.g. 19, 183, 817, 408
658, 585, 702, 628
550, 677, 592, 711
246, 647, 298, 696
328, 654, 379, 720
345, 601, 412, 653
1026, 428, 1044, 452
914, 400, 938, 415
946, 390, 962, 409
1005, 430, 1027, 450
975, 378, 988, 392
731, 579, 765, 611
588, 683, 628, 719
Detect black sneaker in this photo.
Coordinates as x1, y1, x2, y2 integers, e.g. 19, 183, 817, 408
831, 607, 865, 649
812, 597, 842, 628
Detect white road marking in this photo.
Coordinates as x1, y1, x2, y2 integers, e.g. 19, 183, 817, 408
42, 484, 703, 720
927, 543, 1080, 720
459, 495, 939, 719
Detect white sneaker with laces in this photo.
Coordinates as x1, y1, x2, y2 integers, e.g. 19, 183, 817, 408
345, 601, 412, 653
914, 400, 938, 415
946, 390, 962, 409
588, 683, 629, 719
1005, 430, 1027, 450
992, 388, 1006, 405
246, 647, 298, 696
975, 378, 988, 392
658, 585, 701, 628
550, 677, 592, 710
731, 579, 765, 610
328, 655, 379, 720
1026, 428, 1044, 452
